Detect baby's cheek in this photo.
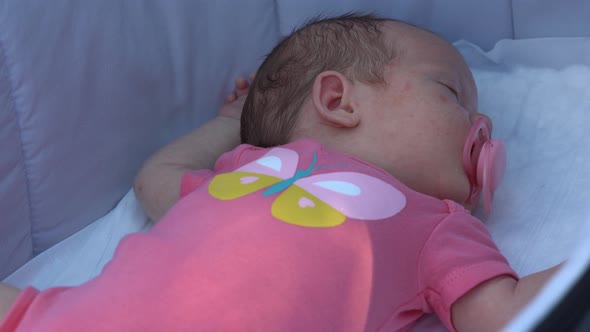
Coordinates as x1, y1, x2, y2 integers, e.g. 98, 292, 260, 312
402, 81, 413, 93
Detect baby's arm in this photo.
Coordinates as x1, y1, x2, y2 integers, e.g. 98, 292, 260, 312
0, 282, 21, 322
134, 76, 251, 222
452, 264, 561, 331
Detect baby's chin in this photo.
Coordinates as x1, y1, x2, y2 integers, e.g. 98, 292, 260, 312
461, 201, 476, 214
447, 184, 475, 213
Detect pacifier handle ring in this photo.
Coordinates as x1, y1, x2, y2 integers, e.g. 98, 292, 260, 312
480, 139, 507, 214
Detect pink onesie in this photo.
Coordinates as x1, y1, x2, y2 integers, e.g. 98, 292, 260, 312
0, 139, 517, 331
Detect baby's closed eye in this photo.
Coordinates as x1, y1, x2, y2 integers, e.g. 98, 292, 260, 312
439, 82, 459, 98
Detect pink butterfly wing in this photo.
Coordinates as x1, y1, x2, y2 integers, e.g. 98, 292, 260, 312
295, 172, 406, 220
236, 147, 298, 179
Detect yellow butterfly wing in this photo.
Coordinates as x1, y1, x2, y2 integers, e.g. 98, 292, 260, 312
272, 185, 345, 228
208, 171, 282, 200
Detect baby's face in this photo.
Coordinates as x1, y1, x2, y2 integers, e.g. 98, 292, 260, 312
353, 22, 488, 207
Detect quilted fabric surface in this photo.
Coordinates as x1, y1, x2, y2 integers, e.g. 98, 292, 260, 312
0, 0, 589, 278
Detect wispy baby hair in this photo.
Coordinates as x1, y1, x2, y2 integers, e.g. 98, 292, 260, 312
241, 12, 398, 147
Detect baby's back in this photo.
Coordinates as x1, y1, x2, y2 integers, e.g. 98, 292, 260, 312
6, 140, 513, 332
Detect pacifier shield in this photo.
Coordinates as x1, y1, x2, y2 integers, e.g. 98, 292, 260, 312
463, 117, 506, 213
478, 139, 507, 213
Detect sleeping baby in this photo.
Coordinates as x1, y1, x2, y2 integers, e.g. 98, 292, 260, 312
0, 13, 561, 332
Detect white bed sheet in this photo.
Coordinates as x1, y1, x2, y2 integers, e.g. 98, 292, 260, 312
5, 38, 590, 331
4, 191, 151, 289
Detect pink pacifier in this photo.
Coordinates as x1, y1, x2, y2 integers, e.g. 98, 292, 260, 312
463, 118, 506, 213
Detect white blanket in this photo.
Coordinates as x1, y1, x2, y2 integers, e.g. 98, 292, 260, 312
6, 38, 590, 331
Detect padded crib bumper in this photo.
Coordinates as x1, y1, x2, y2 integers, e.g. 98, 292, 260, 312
0, 0, 277, 278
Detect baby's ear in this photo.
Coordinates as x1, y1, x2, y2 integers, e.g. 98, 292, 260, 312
311, 71, 360, 128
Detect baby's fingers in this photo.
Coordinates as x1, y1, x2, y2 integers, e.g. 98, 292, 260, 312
235, 77, 250, 97
224, 91, 238, 104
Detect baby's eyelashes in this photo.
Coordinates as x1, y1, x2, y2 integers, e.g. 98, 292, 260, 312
440, 82, 459, 98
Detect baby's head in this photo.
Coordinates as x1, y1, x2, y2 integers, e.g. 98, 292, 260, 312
242, 14, 494, 209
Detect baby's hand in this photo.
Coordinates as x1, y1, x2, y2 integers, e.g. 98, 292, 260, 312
219, 73, 255, 120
